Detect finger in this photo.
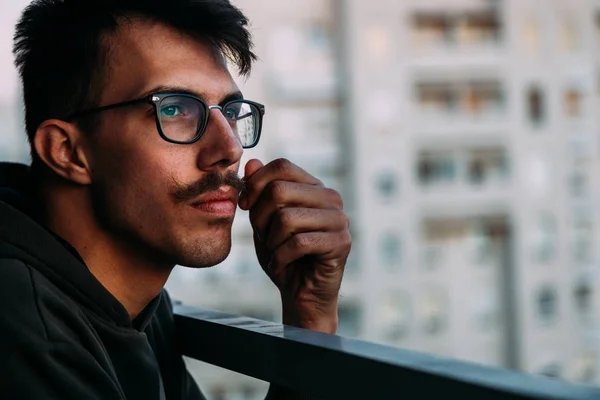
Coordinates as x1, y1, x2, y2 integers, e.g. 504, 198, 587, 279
269, 230, 352, 274
239, 158, 322, 210
243, 158, 264, 180
249, 182, 344, 238
239, 159, 263, 204
263, 208, 349, 251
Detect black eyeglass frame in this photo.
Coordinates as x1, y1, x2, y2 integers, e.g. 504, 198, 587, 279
64, 92, 265, 149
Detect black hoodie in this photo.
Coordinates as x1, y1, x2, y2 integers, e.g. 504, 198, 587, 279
0, 162, 205, 400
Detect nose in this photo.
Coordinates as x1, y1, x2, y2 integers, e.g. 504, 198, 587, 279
195, 108, 244, 171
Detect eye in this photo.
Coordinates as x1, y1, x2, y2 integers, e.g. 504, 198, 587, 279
224, 107, 237, 120
224, 103, 243, 120
160, 105, 183, 118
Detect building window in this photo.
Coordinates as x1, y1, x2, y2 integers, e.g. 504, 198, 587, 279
241, 385, 258, 400
463, 87, 484, 114
569, 164, 589, 199
382, 292, 412, 342
456, 11, 502, 46
421, 289, 448, 335
569, 173, 587, 198
532, 214, 557, 264
466, 148, 509, 186
574, 283, 593, 316
266, 21, 336, 100
573, 237, 593, 265
412, 10, 502, 49
522, 17, 540, 55
472, 287, 500, 332
417, 80, 504, 118
564, 89, 582, 117
210, 385, 227, 400
572, 217, 594, 265
411, 13, 452, 48
470, 222, 493, 264
375, 170, 399, 199
537, 286, 558, 323
527, 85, 545, 125
470, 219, 508, 266
463, 81, 504, 116
418, 151, 456, 187
416, 82, 456, 116
379, 233, 402, 269
422, 219, 469, 270
338, 302, 362, 338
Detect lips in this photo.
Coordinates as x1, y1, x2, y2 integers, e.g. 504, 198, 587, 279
189, 189, 238, 216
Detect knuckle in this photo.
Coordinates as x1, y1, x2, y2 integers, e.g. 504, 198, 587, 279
293, 234, 312, 250
342, 230, 352, 249
343, 229, 352, 244
338, 211, 350, 228
276, 207, 295, 227
267, 180, 287, 202
272, 158, 293, 174
326, 188, 344, 208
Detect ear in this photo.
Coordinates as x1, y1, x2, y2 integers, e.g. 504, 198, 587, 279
33, 119, 92, 185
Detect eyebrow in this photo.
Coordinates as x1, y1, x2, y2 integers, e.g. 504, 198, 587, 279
137, 85, 244, 105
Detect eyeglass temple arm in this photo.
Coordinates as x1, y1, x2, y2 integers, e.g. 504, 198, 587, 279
64, 96, 150, 121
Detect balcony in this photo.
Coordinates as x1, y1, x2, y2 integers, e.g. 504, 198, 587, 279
174, 303, 600, 399
415, 146, 510, 212
409, 9, 504, 64
413, 80, 506, 129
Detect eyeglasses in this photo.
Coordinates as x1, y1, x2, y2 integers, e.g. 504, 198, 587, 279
64, 92, 265, 148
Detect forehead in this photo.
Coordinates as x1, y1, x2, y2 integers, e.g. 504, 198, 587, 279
101, 19, 238, 103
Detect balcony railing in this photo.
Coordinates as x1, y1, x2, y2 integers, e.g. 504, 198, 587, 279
174, 304, 600, 400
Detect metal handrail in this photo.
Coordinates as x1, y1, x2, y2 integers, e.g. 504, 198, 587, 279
174, 304, 600, 400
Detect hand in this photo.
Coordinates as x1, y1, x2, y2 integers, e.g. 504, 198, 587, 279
238, 158, 351, 334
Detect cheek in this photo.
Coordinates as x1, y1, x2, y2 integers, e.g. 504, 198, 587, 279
90, 156, 175, 240
90, 143, 171, 217
104, 151, 175, 210
89, 119, 199, 215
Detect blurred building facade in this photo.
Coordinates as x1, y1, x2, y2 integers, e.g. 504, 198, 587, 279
165, 0, 600, 398
2, 0, 600, 399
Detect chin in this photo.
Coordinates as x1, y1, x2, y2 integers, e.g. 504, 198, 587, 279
175, 231, 232, 269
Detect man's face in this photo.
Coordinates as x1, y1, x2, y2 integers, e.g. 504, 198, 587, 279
85, 20, 245, 268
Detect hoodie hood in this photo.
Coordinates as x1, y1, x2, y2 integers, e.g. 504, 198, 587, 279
0, 162, 132, 327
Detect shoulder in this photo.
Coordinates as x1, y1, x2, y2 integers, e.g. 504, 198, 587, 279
0, 258, 83, 344
0, 258, 49, 340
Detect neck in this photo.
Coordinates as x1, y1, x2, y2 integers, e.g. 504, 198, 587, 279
43, 185, 172, 320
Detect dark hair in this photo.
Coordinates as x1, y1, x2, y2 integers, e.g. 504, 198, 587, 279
13, 0, 256, 166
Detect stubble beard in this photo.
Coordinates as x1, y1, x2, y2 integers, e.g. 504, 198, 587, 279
89, 169, 243, 271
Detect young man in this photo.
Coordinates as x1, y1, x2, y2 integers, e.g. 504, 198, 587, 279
0, 0, 351, 398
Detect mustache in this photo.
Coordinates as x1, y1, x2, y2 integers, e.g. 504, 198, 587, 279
172, 171, 246, 203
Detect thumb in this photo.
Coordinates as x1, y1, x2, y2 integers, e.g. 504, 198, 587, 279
238, 159, 264, 210
244, 158, 264, 180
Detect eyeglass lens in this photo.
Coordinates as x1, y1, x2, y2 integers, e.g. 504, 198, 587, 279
157, 95, 258, 147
